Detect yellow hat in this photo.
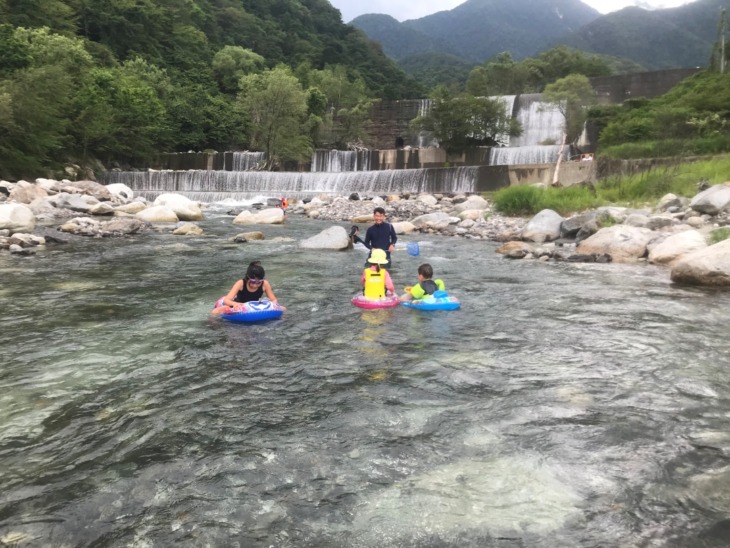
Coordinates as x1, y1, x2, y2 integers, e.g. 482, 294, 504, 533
368, 249, 388, 264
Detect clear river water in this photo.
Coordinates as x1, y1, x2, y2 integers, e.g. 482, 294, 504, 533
2, 207, 730, 547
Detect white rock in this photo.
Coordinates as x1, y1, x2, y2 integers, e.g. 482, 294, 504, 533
0, 203, 36, 233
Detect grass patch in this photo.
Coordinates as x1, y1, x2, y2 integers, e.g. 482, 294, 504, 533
596, 154, 730, 205
492, 185, 603, 216
600, 136, 730, 160
709, 228, 730, 245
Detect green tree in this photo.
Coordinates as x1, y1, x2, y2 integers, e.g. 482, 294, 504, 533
0, 27, 93, 177
212, 45, 265, 93
412, 86, 521, 154
237, 65, 311, 167
72, 66, 168, 163
543, 74, 596, 144
305, 64, 373, 147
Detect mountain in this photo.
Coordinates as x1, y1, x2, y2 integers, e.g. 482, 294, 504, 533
554, 0, 730, 69
350, 0, 729, 70
350, 0, 601, 63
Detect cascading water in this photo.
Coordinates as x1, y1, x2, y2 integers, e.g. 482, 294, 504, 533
489, 144, 569, 166
100, 166, 480, 201
231, 151, 266, 171
311, 150, 372, 172
509, 93, 565, 148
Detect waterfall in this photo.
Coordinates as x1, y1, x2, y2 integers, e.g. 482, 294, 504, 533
231, 151, 266, 171
493, 95, 516, 147
509, 93, 565, 148
311, 150, 372, 172
100, 167, 479, 202
489, 145, 568, 166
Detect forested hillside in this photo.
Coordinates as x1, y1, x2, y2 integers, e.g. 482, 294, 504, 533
352, 0, 728, 72
555, 0, 730, 69
351, 0, 600, 62
0, 0, 423, 179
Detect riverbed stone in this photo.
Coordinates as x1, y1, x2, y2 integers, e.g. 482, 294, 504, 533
115, 202, 147, 214
352, 214, 374, 223
690, 183, 730, 215
452, 194, 488, 213
106, 183, 134, 201
0, 203, 35, 233
233, 208, 284, 225
521, 209, 564, 243
172, 222, 203, 236
392, 221, 416, 234
233, 231, 265, 241
576, 225, 654, 262
670, 238, 730, 286
411, 211, 456, 230
136, 205, 179, 223
61, 180, 113, 201
300, 225, 350, 250
8, 181, 48, 204
154, 193, 204, 221
648, 230, 707, 265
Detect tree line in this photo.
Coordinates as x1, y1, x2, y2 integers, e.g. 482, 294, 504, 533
0, 0, 422, 179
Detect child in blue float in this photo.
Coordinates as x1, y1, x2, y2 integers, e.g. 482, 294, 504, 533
400, 263, 445, 301
213, 261, 285, 314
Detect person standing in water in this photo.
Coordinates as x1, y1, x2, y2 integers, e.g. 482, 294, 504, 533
353, 207, 397, 268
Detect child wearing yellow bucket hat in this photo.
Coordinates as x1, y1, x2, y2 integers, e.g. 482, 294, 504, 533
360, 248, 396, 299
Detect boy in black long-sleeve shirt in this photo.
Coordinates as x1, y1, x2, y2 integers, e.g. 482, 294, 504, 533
352, 207, 397, 268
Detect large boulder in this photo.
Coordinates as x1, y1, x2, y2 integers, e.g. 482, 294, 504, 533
136, 206, 179, 223
0, 203, 35, 233
300, 225, 351, 250
115, 201, 147, 214
392, 221, 416, 234
172, 222, 203, 236
690, 183, 730, 215
8, 181, 48, 204
153, 193, 203, 221
52, 192, 100, 213
452, 194, 488, 213
411, 212, 457, 230
671, 238, 730, 286
576, 225, 654, 262
60, 180, 113, 201
233, 208, 284, 225
521, 209, 564, 243
648, 230, 707, 265
106, 183, 134, 202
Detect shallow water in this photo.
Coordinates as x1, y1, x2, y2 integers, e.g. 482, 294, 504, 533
2, 211, 730, 547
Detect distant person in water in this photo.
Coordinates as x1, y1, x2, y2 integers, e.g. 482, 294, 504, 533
400, 263, 445, 301
213, 261, 284, 313
351, 207, 397, 268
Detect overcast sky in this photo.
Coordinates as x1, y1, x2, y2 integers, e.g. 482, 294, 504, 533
328, 0, 695, 23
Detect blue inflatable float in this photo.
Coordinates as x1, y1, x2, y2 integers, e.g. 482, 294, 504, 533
217, 300, 284, 322
400, 290, 461, 311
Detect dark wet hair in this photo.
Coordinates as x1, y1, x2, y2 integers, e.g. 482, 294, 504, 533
245, 262, 265, 280
373, 207, 386, 215
418, 263, 433, 279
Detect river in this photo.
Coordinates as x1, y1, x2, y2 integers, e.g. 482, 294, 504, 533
2, 208, 730, 547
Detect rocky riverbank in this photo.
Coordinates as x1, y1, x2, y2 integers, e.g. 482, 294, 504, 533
2, 177, 730, 286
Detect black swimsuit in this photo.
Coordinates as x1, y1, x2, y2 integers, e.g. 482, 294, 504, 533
235, 280, 264, 303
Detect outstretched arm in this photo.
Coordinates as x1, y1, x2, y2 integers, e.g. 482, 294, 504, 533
222, 280, 243, 307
